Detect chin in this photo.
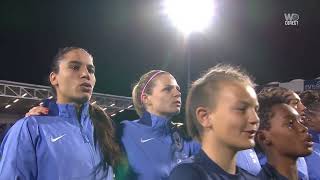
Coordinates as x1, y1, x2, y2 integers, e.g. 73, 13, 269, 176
172, 109, 181, 116
301, 148, 313, 156
238, 140, 255, 150
74, 95, 90, 104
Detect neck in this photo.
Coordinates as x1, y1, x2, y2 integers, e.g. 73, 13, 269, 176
147, 110, 172, 120
201, 135, 237, 174
266, 150, 298, 180
56, 99, 84, 118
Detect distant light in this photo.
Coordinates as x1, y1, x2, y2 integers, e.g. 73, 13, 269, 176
48, 96, 53, 99
13, 99, 20, 103
119, 109, 124, 113
163, 0, 215, 36
39, 102, 44, 106
5, 104, 11, 109
111, 113, 116, 117
127, 105, 133, 108
91, 101, 97, 105
102, 107, 107, 111
110, 103, 115, 107
22, 93, 28, 97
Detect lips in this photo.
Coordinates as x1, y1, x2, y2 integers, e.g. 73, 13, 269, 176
304, 134, 314, 147
80, 82, 92, 88
80, 82, 92, 92
300, 113, 307, 122
174, 100, 181, 106
243, 130, 257, 138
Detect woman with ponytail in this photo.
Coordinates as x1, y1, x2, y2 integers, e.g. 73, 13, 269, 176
0, 47, 120, 180
119, 70, 200, 180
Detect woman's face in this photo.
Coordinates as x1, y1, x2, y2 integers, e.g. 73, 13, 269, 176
50, 49, 96, 105
304, 104, 320, 132
144, 73, 181, 118
207, 82, 260, 150
265, 104, 313, 157
287, 92, 306, 115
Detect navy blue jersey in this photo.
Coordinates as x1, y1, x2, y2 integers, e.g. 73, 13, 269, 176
169, 149, 259, 180
257, 152, 309, 179
258, 163, 289, 180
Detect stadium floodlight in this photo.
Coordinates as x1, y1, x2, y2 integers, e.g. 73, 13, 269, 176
163, 0, 215, 36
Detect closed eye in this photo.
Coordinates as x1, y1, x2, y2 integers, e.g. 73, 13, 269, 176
288, 120, 294, 128
69, 64, 80, 71
87, 65, 95, 74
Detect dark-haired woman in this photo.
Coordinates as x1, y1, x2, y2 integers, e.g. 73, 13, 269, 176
0, 47, 120, 180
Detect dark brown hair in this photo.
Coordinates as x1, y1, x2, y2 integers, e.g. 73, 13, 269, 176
50, 47, 121, 169
300, 90, 320, 109
89, 104, 121, 168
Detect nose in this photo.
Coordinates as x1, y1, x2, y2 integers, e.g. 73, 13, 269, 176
80, 66, 90, 80
249, 109, 260, 125
297, 120, 308, 133
298, 102, 306, 114
173, 87, 181, 98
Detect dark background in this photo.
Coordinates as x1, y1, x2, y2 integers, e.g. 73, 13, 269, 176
1, 0, 319, 121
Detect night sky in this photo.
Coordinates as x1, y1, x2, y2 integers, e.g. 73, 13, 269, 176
1, 0, 319, 99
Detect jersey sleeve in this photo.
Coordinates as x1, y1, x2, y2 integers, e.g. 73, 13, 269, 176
0, 117, 39, 180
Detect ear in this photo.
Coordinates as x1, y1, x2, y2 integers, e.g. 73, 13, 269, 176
49, 72, 58, 87
195, 106, 213, 129
256, 130, 272, 146
141, 94, 151, 106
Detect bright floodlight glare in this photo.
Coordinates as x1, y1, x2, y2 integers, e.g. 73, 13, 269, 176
163, 0, 215, 36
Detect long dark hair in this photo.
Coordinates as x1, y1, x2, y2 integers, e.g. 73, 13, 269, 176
50, 47, 121, 168
89, 104, 121, 167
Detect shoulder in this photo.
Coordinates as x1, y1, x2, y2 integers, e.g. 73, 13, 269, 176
8, 116, 39, 133
120, 120, 139, 127
1, 117, 42, 149
257, 167, 271, 180
5, 115, 56, 140
119, 119, 142, 131
237, 167, 260, 180
170, 162, 207, 180
118, 120, 141, 138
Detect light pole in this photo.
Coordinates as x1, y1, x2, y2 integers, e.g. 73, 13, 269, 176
163, 0, 215, 87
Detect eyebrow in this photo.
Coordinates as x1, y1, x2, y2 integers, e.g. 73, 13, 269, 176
283, 113, 300, 121
162, 84, 180, 91
68, 60, 95, 69
287, 98, 299, 102
68, 60, 82, 65
238, 100, 259, 107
